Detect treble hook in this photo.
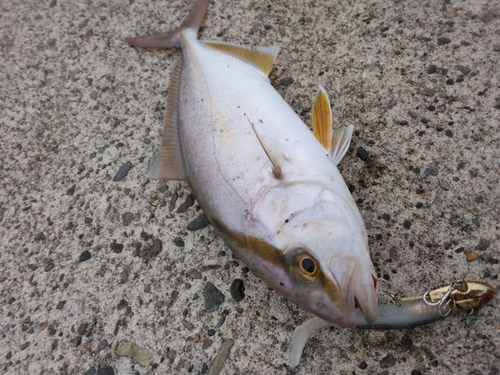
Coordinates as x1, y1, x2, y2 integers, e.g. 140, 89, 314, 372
423, 283, 454, 317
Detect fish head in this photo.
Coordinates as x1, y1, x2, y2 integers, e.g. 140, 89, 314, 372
249, 183, 379, 327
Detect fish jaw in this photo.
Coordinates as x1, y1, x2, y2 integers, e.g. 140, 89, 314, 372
328, 254, 379, 325
247, 181, 379, 327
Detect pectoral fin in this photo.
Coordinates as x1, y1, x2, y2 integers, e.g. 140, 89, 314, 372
330, 124, 354, 166
312, 86, 354, 165
204, 42, 279, 76
148, 57, 186, 180
312, 86, 333, 150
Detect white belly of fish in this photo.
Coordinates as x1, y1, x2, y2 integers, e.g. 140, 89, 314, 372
178, 41, 352, 239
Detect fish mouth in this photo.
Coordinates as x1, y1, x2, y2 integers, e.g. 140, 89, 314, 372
325, 256, 379, 326
352, 272, 379, 324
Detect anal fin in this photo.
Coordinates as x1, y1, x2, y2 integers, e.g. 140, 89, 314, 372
148, 57, 186, 180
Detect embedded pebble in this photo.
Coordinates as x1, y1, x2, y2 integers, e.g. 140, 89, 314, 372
427, 65, 437, 74
122, 212, 134, 226
386, 99, 397, 109
438, 179, 450, 190
280, 76, 294, 86
110, 242, 124, 253
44, 263, 54, 272
475, 239, 490, 251
67, 184, 76, 196
116, 340, 153, 366
96, 366, 114, 375
188, 268, 202, 279
401, 333, 413, 350
357, 147, 368, 161
207, 340, 234, 375
437, 37, 451, 45
203, 282, 225, 312
83, 368, 95, 375
177, 193, 195, 213
423, 88, 435, 97
113, 161, 132, 181
202, 339, 214, 350
117, 299, 128, 310
77, 323, 88, 336
182, 319, 195, 331
187, 214, 211, 231
455, 65, 471, 75
379, 353, 396, 368
230, 279, 245, 302
174, 237, 185, 247
95, 339, 109, 353
424, 167, 438, 176
200, 264, 221, 271
79, 250, 91, 262
467, 252, 478, 262
34, 232, 46, 241
152, 239, 163, 257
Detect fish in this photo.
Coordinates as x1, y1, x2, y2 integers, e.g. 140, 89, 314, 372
126, 0, 379, 329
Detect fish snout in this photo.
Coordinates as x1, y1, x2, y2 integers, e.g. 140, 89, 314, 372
353, 268, 379, 324
327, 256, 379, 326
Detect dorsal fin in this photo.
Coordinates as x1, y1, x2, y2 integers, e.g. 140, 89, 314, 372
147, 57, 186, 180
245, 116, 283, 179
204, 42, 279, 76
330, 125, 354, 166
312, 86, 333, 150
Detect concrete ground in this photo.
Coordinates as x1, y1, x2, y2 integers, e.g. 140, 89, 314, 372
1, 0, 499, 374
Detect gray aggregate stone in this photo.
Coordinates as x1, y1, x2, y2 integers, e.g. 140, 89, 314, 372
121, 212, 134, 226
437, 37, 451, 45
380, 353, 396, 368
229, 279, 245, 302
187, 213, 211, 231
203, 282, 225, 312
113, 161, 132, 181
96, 366, 114, 375
177, 193, 195, 213
95, 339, 109, 354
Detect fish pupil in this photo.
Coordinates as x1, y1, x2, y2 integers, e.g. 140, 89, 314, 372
301, 258, 315, 273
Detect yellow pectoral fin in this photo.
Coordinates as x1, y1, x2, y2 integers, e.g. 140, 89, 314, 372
204, 41, 279, 76
312, 86, 333, 150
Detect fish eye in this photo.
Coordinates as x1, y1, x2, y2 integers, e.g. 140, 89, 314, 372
301, 258, 316, 274
292, 251, 319, 282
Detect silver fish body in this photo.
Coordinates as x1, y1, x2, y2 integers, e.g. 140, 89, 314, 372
127, 0, 379, 328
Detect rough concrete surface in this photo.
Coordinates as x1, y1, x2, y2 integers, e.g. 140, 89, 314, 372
1, 0, 499, 374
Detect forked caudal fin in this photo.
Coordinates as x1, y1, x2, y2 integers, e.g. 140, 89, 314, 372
126, 1, 209, 179
125, 0, 209, 48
